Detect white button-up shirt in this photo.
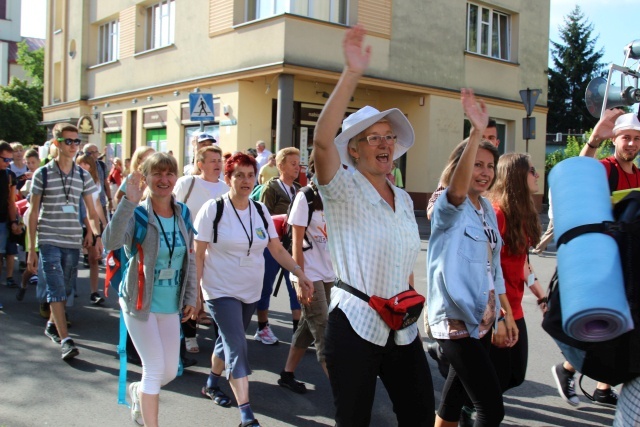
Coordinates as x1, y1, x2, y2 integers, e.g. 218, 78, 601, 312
317, 167, 421, 346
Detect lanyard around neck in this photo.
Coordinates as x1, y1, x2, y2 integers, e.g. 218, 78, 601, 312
278, 179, 294, 202
229, 197, 253, 256
55, 161, 75, 204
154, 211, 176, 268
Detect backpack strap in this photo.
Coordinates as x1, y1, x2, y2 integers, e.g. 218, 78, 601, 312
183, 176, 196, 205
252, 200, 270, 239
606, 158, 619, 193
556, 222, 614, 248
213, 197, 224, 243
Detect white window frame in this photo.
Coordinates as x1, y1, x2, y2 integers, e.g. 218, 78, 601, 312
466, 2, 510, 61
98, 20, 119, 64
145, 0, 175, 51
247, 0, 348, 25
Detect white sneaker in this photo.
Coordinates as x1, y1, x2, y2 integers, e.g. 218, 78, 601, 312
254, 324, 279, 345
129, 381, 144, 425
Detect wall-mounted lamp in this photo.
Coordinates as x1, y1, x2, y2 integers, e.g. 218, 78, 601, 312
132, 98, 138, 104
193, 87, 200, 93
92, 105, 97, 110
316, 91, 330, 99
93, 113, 99, 120
69, 51, 76, 59
147, 96, 153, 101
173, 90, 180, 96
105, 102, 110, 108
419, 96, 425, 106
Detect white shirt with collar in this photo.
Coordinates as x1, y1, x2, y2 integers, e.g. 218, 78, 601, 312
316, 167, 421, 346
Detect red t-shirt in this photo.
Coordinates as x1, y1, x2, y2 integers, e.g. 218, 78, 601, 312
600, 156, 640, 191
493, 206, 526, 320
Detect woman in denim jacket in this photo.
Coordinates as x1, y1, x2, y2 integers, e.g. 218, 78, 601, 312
427, 89, 518, 427
103, 153, 197, 427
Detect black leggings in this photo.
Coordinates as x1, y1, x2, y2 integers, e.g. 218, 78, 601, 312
490, 317, 528, 393
437, 333, 504, 426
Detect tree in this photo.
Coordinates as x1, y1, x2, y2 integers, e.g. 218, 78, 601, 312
0, 41, 46, 144
547, 6, 604, 134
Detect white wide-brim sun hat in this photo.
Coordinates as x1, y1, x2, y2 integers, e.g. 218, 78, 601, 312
334, 105, 415, 168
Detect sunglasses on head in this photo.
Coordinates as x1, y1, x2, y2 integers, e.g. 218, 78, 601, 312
57, 137, 82, 146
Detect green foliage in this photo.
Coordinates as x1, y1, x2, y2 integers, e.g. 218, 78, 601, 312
0, 92, 38, 144
545, 130, 614, 174
547, 6, 604, 134
16, 41, 44, 87
0, 42, 46, 145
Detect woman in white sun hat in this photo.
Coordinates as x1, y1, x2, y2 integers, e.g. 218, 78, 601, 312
312, 25, 434, 427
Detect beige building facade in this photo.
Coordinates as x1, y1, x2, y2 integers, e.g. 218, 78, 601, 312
42, 0, 550, 209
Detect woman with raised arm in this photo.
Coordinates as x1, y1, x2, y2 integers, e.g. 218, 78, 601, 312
426, 89, 518, 427
312, 25, 434, 427
103, 153, 197, 427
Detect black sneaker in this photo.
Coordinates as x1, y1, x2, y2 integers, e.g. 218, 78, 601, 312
5, 277, 17, 288
16, 287, 26, 301
61, 339, 79, 360
551, 363, 579, 406
45, 323, 61, 344
83, 254, 89, 268
592, 388, 618, 407
426, 342, 450, 379
239, 419, 261, 427
278, 371, 307, 394
90, 292, 105, 305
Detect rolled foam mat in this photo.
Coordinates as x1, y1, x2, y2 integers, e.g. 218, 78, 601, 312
549, 156, 633, 342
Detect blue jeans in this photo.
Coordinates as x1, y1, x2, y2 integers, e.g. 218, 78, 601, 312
39, 244, 80, 303
257, 248, 300, 311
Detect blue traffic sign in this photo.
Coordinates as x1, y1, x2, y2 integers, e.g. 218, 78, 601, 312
189, 93, 215, 121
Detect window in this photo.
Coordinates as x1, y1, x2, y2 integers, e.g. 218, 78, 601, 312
184, 125, 219, 168
146, 0, 175, 50
247, 0, 347, 25
0, 0, 7, 20
98, 20, 119, 64
466, 3, 510, 61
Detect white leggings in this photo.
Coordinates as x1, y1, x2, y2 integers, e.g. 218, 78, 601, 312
123, 311, 180, 395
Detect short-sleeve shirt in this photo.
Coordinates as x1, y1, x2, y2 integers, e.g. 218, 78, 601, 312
316, 167, 421, 346
601, 156, 640, 191
173, 175, 229, 220
287, 189, 334, 283
9, 163, 27, 191
194, 196, 277, 304
0, 169, 17, 222
31, 161, 97, 248
151, 214, 187, 314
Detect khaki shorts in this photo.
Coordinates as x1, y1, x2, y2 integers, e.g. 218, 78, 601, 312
291, 280, 333, 363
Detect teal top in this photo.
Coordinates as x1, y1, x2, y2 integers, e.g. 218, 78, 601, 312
151, 214, 187, 313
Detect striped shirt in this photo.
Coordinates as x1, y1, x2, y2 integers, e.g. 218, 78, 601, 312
316, 167, 421, 346
31, 161, 97, 248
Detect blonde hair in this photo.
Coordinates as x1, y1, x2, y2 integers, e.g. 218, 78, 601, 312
76, 154, 99, 183
276, 147, 300, 166
140, 152, 178, 177
192, 145, 223, 175
52, 123, 78, 140
10, 142, 24, 151
131, 146, 156, 173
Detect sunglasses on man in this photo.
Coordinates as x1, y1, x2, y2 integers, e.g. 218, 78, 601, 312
57, 137, 82, 146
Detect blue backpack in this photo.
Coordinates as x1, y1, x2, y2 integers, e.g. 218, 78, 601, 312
106, 202, 194, 406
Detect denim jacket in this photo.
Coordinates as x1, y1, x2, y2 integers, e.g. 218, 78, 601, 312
426, 188, 505, 339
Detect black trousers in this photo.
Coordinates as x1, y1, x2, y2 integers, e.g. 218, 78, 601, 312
490, 317, 528, 393
324, 308, 435, 427
437, 333, 504, 427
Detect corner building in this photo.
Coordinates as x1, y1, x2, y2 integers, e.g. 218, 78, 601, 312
42, 0, 550, 208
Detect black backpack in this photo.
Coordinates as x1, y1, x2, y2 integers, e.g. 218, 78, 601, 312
542, 191, 640, 385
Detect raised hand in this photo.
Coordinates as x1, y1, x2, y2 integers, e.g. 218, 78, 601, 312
125, 171, 146, 204
461, 88, 488, 133
343, 24, 371, 75
592, 108, 625, 142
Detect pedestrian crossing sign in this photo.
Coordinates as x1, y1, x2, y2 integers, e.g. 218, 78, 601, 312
189, 93, 215, 121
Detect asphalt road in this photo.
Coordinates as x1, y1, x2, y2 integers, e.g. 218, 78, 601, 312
0, 214, 616, 426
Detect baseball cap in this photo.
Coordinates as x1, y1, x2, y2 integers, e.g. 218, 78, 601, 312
613, 113, 640, 135
197, 133, 217, 143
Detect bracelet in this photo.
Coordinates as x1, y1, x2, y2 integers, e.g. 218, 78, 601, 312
291, 265, 301, 274
586, 140, 600, 149
537, 296, 548, 305
498, 316, 505, 322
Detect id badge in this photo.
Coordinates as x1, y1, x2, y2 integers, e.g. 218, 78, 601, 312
240, 256, 254, 267
158, 268, 175, 280
61, 205, 76, 214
